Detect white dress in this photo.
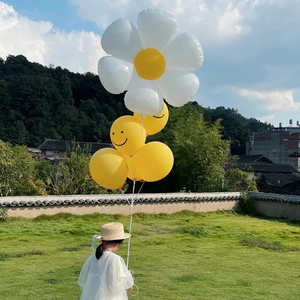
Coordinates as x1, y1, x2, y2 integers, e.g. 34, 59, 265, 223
78, 251, 134, 300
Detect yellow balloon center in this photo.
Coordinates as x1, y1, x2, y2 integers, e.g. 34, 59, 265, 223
134, 48, 166, 80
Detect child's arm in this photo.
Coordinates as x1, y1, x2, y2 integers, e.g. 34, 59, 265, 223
107, 255, 134, 293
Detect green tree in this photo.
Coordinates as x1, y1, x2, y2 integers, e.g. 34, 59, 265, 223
224, 168, 257, 192
203, 106, 272, 155
171, 105, 230, 191
46, 143, 109, 195
0, 141, 38, 196
145, 103, 230, 192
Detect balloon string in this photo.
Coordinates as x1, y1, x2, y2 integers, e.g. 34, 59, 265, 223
135, 180, 145, 198
126, 179, 136, 268
120, 188, 131, 206
126, 180, 142, 296
129, 284, 140, 297
126, 179, 144, 268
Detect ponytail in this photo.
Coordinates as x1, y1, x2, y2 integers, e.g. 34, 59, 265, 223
95, 240, 124, 260
95, 243, 104, 260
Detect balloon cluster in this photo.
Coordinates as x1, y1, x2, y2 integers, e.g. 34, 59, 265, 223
89, 8, 203, 190
89, 104, 173, 190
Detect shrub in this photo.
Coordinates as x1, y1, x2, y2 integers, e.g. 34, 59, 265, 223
0, 207, 9, 222
237, 193, 260, 216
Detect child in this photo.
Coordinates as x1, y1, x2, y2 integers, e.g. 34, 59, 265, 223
78, 222, 134, 300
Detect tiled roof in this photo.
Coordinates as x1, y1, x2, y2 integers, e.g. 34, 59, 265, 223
250, 164, 297, 173
0, 192, 241, 207
1, 192, 300, 208
249, 192, 300, 203
27, 147, 42, 153
237, 155, 274, 165
256, 181, 300, 196
262, 173, 300, 187
38, 139, 112, 153
239, 163, 297, 173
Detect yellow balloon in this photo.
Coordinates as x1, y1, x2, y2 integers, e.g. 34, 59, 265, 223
134, 103, 169, 135
89, 148, 128, 190
136, 142, 174, 182
110, 116, 146, 156
124, 154, 143, 181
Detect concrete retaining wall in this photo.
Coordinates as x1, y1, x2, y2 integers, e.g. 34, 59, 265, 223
249, 192, 300, 220
0, 192, 240, 218
1, 192, 300, 220
5, 199, 239, 218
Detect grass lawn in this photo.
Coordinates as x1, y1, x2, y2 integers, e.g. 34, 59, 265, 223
0, 210, 299, 300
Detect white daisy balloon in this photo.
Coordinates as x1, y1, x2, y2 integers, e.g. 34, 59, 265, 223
98, 9, 204, 116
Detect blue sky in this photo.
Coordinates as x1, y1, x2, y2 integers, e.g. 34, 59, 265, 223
1, 0, 300, 128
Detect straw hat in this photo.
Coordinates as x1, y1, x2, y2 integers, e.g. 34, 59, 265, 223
100, 222, 131, 241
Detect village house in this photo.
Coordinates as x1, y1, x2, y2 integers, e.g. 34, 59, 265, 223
37, 139, 112, 160
238, 154, 300, 195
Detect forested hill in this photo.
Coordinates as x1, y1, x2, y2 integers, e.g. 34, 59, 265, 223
0, 55, 271, 154
202, 107, 272, 154
0, 55, 130, 147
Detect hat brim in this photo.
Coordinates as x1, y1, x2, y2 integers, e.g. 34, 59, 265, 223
99, 233, 131, 241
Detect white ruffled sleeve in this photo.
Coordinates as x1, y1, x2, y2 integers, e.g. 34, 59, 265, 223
78, 255, 93, 291
107, 254, 134, 294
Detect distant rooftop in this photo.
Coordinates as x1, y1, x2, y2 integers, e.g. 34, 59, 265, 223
237, 155, 274, 165
38, 139, 112, 154
271, 119, 300, 132
271, 127, 300, 132
262, 173, 300, 188
237, 155, 297, 173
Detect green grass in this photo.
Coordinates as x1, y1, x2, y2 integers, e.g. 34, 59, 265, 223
0, 211, 300, 299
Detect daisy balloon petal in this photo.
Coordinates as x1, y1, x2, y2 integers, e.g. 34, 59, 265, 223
98, 8, 204, 116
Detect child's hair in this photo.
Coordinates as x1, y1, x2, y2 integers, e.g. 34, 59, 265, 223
95, 240, 124, 259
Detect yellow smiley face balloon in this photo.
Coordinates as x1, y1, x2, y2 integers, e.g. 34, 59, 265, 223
110, 115, 146, 156
135, 141, 174, 182
89, 148, 128, 190
134, 103, 169, 136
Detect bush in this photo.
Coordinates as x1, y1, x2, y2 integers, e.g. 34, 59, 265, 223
237, 193, 260, 216
0, 207, 9, 222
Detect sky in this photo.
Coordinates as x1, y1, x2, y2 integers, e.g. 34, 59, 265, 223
1, 0, 300, 128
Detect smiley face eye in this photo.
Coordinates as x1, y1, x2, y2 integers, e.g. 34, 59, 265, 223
121, 131, 124, 134
112, 132, 114, 135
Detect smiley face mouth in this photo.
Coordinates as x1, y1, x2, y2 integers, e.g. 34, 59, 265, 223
153, 114, 165, 119
113, 138, 128, 147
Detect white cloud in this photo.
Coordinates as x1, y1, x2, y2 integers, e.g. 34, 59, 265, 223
258, 113, 276, 124
0, 2, 51, 64
231, 87, 300, 111
217, 4, 242, 37
43, 30, 104, 73
0, 2, 105, 73
69, 0, 252, 43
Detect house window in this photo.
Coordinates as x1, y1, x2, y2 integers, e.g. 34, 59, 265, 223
53, 150, 59, 154
254, 172, 258, 176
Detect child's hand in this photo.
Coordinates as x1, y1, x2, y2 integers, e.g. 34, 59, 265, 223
128, 287, 133, 293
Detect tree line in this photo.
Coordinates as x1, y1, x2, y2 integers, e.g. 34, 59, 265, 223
0, 55, 129, 147
0, 55, 271, 195
0, 55, 271, 151
0, 104, 257, 196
